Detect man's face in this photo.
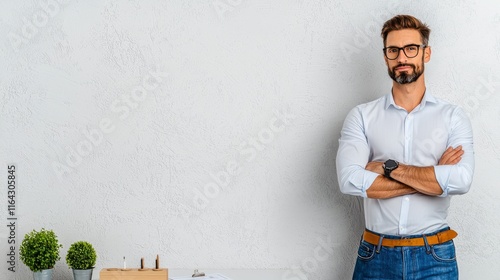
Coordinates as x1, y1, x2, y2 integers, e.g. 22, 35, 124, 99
384, 29, 430, 84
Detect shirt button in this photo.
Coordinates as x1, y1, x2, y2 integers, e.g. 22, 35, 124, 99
405, 197, 409, 201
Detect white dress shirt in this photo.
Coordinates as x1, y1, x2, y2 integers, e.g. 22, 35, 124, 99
336, 91, 474, 235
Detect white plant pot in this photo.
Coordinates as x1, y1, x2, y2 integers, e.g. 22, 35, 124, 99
33, 268, 53, 280
72, 268, 93, 280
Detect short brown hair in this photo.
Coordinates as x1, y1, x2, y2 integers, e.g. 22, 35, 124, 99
381, 15, 431, 46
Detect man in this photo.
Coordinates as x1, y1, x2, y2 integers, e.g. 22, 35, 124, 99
336, 15, 474, 279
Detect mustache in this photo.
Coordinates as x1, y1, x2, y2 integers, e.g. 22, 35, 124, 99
392, 63, 415, 71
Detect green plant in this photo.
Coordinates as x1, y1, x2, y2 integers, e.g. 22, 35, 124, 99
19, 228, 62, 272
66, 241, 97, 270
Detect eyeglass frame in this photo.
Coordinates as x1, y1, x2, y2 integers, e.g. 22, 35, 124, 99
383, 44, 427, 60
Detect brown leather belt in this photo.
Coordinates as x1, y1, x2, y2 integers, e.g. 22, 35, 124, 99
363, 229, 458, 247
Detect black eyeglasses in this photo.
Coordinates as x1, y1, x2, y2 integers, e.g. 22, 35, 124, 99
383, 44, 427, 60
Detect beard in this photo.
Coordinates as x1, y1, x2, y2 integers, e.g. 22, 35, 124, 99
388, 61, 424, 84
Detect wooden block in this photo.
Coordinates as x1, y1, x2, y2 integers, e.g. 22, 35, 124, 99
100, 268, 168, 280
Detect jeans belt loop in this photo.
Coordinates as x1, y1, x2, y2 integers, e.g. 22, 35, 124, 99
376, 235, 384, 253
436, 231, 443, 243
422, 235, 431, 253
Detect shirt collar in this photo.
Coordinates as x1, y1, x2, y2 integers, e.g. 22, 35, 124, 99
384, 89, 437, 110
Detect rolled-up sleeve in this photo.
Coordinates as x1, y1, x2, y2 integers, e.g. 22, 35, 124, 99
434, 107, 475, 197
336, 107, 379, 197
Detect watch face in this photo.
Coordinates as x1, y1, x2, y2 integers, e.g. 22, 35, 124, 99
385, 160, 398, 169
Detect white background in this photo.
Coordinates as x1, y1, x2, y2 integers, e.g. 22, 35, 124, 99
1, 1, 499, 279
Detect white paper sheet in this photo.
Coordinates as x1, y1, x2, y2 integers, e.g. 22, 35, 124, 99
169, 273, 232, 280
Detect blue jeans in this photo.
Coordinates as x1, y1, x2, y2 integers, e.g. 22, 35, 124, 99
353, 228, 458, 280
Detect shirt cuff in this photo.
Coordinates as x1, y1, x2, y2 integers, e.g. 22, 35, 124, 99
362, 171, 380, 197
433, 165, 451, 197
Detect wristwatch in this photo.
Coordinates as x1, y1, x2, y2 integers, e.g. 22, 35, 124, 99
383, 159, 399, 178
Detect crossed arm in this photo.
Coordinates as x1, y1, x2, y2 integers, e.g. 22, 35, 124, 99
365, 146, 464, 199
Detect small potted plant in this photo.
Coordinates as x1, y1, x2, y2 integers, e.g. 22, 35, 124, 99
66, 241, 97, 280
20, 228, 62, 280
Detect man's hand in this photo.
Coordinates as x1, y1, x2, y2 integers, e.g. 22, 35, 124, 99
438, 146, 463, 165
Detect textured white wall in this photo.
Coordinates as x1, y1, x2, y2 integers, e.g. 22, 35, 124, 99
0, 1, 499, 279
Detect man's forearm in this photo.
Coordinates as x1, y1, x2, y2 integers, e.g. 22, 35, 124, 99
365, 162, 443, 198
366, 175, 417, 199
364, 146, 462, 198
390, 164, 443, 196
